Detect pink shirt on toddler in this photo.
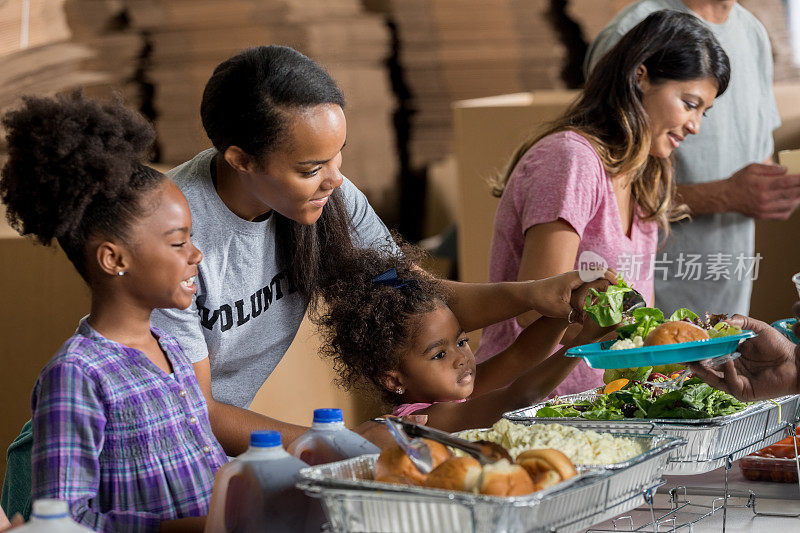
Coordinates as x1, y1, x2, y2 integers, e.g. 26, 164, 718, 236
393, 399, 467, 417
476, 130, 658, 396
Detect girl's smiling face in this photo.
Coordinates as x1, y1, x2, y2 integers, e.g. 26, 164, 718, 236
639, 72, 718, 158
389, 302, 477, 403
120, 180, 203, 311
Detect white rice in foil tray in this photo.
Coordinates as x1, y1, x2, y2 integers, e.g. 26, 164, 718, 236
458, 419, 645, 465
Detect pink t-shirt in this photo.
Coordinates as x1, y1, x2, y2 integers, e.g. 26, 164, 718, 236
476, 131, 657, 396
392, 399, 467, 417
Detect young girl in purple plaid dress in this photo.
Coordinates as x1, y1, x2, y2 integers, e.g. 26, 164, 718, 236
0, 93, 227, 532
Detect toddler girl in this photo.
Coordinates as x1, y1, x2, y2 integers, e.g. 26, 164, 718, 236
0, 93, 227, 531
316, 247, 611, 432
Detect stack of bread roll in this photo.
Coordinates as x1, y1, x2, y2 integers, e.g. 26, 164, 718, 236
373, 439, 577, 497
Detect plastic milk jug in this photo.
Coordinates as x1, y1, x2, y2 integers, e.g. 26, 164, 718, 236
205, 430, 320, 533
287, 408, 380, 466
13, 500, 93, 532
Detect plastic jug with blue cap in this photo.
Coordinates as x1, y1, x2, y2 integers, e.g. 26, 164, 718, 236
287, 408, 380, 466
12, 500, 93, 532
205, 430, 321, 533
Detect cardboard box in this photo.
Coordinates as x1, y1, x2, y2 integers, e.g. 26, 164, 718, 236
778, 149, 800, 173
751, 81, 800, 323
0, 233, 91, 483
391, 0, 568, 169
453, 91, 579, 286
453, 90, 579, 346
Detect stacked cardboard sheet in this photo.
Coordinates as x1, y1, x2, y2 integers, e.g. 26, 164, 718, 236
391, 0, 567, 169
0, 0, 115, 147
0, 0, 70, 55
125, 0, 398, 210
62, 0, 143, 106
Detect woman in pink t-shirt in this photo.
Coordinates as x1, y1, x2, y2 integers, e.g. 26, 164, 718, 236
478, 11, 732, 395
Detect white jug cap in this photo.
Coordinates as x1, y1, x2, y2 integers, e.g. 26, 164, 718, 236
32, 499, 69, 518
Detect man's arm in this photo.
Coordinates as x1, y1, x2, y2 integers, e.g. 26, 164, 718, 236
193, 358, 308, 455
676, 163, 800, 220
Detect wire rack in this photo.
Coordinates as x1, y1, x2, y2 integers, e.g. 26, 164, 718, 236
586, 425, 800, 532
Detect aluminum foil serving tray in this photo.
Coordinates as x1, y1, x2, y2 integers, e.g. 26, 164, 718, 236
505, 392, 800, 475
297, 433, 683, 533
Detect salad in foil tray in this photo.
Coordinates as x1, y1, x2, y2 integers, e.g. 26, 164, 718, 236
535, 372, 749, 421
537, 276, 750, 420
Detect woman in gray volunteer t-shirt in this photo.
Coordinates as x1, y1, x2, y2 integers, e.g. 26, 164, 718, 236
151, 45, 607, 455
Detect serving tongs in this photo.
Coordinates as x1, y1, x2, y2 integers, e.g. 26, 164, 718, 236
620, 288, 646, 317
376, 416, 510, 474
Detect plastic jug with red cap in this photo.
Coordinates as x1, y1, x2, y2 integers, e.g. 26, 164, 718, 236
287, 408, 380, 466
205, 430, 321, 533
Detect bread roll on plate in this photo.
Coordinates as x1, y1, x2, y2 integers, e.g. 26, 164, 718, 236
644, 321, 709, 346
373, 439, 451, 486
516, 449, 577, 491
424, 457, 482, 492
478, 459, 535, 496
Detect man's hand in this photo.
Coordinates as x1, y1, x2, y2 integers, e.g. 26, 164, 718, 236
790, 301, 800, 340
353, 415, 428, 450
528, 269, 617, 321
725, 163, 800, 220
689, 314, 800, 401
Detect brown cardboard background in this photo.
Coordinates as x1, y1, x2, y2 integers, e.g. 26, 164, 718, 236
0, 236, 91, 484
750, 83, 800, 324
453, 90, 579, 348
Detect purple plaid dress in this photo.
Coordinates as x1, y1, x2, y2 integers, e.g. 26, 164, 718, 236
31, 319, 228, 532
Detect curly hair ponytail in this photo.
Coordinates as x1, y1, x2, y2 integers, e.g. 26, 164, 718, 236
0, 92, 164, 279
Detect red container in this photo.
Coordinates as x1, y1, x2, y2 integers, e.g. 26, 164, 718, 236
739, 437, 800, 483
774, 435, 800, 447
740, 455, 798, 483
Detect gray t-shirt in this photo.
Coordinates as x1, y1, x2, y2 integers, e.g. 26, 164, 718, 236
585, 0, 781, 316
151, 149, 395, 408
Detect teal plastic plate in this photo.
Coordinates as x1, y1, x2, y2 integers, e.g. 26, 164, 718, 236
565, 330, 756, 369
771, 318, 799, 343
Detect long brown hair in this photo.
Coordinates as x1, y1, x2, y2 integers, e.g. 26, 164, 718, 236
492, 11, 730, 232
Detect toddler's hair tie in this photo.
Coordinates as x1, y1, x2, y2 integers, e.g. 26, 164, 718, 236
371, 268, 417, 290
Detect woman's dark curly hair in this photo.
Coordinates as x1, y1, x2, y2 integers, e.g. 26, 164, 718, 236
314, 244, 450, 405
0, 92, 164, 280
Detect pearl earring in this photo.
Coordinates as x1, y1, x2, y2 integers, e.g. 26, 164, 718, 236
117, 271, 125, 276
